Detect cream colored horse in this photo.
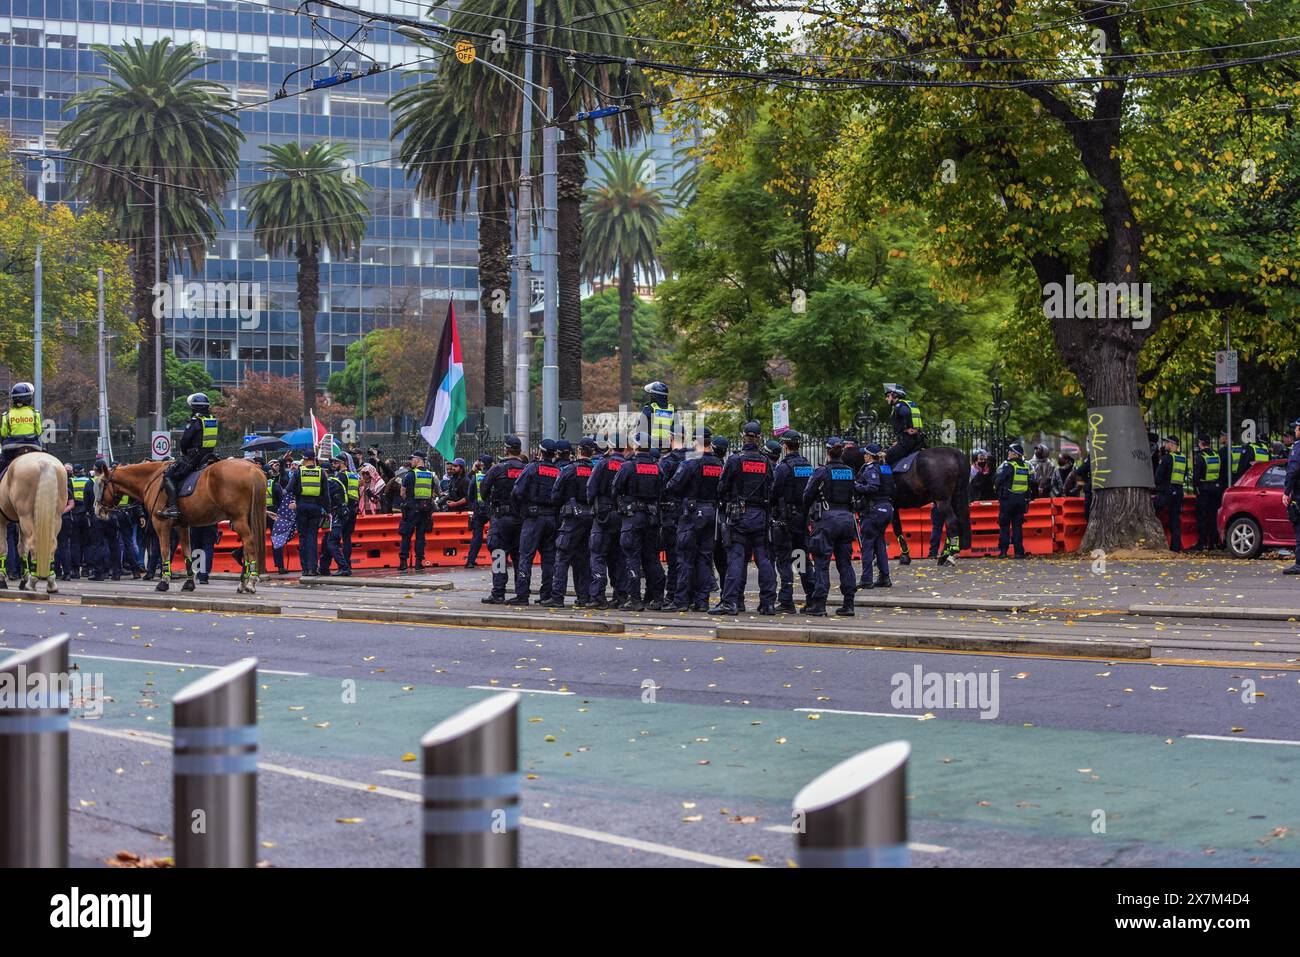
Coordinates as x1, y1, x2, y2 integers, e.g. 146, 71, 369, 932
0, 450, 68, 593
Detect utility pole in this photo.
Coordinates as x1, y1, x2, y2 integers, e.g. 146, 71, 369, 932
541, 92, 558, 439
154, 179, 163, 434
34, 165, 45, 410
512, 0, 536, 447
96, 268, 111, 462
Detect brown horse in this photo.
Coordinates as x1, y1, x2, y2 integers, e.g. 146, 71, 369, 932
96, 459, 266, 594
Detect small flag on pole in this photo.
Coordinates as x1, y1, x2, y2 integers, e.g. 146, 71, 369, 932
310, 409, 327, 447
420, 302, 468, 462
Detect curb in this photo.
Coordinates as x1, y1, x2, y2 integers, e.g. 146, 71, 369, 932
297, 576, 454, 591
77, 592, 283, 615
713, 623, 1148, 659
1128, 604, 1299, 622
336, 606, 624, 633
853, 596, 1032, 612
0, 589, 52, 601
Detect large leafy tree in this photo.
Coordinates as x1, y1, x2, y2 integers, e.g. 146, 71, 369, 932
430, 0, 649, 418
390, 74, 516, 416
58, 38, 243, 428
581, 148, 667, 398
245, 141, 370, 421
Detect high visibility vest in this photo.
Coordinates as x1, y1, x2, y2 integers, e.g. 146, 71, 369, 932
265, 479, 275, 508
1168, 452, 1188, 485
299, 466, 322, 498
1253, 443, 1271, 463
201, 416, 218, 449
346, 471, 359, 503
1, 405, 40, 439
71, 477, 91, 502
328, 475, 347, 503
1004, 461, 1030, 494
117, 494, 129, 507
900, 400, 924, 430
648, 402, 676, 445
473, 472, 487, 503
1201, 453, 1220, 484
1230, 446, 1245, 473
412, 469, 433, 499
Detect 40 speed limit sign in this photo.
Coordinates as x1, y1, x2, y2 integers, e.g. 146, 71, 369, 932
151, 431, 172, 461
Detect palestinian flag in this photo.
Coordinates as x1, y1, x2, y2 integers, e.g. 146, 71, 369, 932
419, 302, 467, 462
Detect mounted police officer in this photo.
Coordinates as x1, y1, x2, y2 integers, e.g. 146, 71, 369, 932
465, 454, 494, 567
0, 381, 42, 482
1192, 435, 1222, 551
994, 443, 1031, 558
800, 437, 858, 616
586, 432, 628, 608
547, 437, 596, 607
1282, 417, 1300, 575
480, 436, 527, 603
856, 443, 895, 590
287, 448, 332, 575
612, 431, 666, 611
511, 438, 562, 605
883, 384, 924, 466
158, 393, 218, 520
398, 451, 436, 571
1154, 435, 1187, 552
641, 381, 676, 453
771, 430, 814, 613
664, 429, 723, 612
712, 421, 776, 616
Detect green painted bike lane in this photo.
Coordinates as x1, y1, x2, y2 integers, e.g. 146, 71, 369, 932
77, 656, 1300, 864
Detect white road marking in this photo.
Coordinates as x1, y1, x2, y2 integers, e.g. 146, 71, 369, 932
1184, 734, 1300, 747
71, 653, 308, 677
760, 824, 950, 853
793, 707, 927, 720
70, 724, 760, 868
467, 685, 574, 696
378, 769, 420, 779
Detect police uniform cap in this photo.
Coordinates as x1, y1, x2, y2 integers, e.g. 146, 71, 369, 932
478, 454, 496, 466
554, 440, 571, 453
1008, 443, 1024, 456
1163, 436, 1179, 446
710, 437, 729, 454
742, 421, 761, 436
540, 438, 558, 452
578, 436, 598, 451
825, 436, 843, 450
780, 429, 801, 444
302, 450, 317, 460
503, 435, 522, 450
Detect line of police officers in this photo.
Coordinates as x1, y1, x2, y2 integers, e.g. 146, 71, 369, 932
472, 420, 913, 617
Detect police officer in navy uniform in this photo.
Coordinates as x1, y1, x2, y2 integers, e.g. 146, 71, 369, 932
883, 385, 924, 466
800, 437, 859, 617
1153, 435, 1187, 552
480, 436, 527, 603
994, 443, 1031, 558
709, 437, 731, 605
770, 430, 814, 613
465, 454, 494, 567
511, 438, 562, 605
663, 429, 722, 612
158, 393, 218, 519
1282, 418, 1300, 575
712, 421, 776, 616
1191, 435, 1223, 551
658, 430, 688, 602
67, 465, 93, 577
612, 431, 666, 611
546, 437, 596, 607
586, 433, 628, 608
399, 452, 436, 571
856, 443, 895, 589
287, 449, 333, 575
320, 457, 352, 576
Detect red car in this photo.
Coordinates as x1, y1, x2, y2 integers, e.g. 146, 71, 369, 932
1218, 459, 1293, 558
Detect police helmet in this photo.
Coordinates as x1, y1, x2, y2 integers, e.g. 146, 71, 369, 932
187, 392, 211, 412
644, 381, 669, 401
780, 429, 801, 447
1008, 443, 1025, 457
742, 420, 761, 437
825, 436, 844, 450
710, 437, 729, 455
883, 384, 906, 399
9, 381, 35, 406
503, 435, 522, 452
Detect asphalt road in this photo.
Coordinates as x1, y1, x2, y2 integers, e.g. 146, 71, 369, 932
2, 600, 1297, 868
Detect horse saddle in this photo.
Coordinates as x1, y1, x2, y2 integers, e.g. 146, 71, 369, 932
892, 452, 920, 474
179, 458, 217, 497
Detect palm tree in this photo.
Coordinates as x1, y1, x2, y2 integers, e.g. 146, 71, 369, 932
432, 0, 648, 419
390, 73, 516, 420
245, 142, 370, 420
58, 38, 243, 430
581, 149, 666, 398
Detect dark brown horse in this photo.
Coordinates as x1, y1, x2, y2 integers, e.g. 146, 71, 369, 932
95, 459, 267, 593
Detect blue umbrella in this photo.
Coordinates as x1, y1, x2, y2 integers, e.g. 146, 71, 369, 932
240, 435, 288, 453
279, 427, 316, 449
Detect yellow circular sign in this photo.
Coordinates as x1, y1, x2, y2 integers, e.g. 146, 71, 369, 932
454, 40, 476, 64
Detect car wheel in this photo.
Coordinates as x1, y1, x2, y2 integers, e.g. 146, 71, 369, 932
1225, 516, 1263, 559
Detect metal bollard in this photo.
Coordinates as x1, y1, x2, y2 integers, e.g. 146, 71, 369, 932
0, 633, 71, 867
172, 658, 258, 868
421, 691, 520, 868
792, 740, 911, 868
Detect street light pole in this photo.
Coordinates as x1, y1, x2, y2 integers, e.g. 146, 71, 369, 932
154, 179, 163, 434
96, 267, 111, 462
34, 170, 44, 410
541, 90, 558, 440
513, 0, 536, 447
